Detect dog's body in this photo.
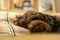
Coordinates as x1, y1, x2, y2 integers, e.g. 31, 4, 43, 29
14, 11, 59, 33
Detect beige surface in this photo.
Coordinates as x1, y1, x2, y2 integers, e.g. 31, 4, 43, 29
0, 11, 30, 35
0, 34, 60, 40
54, 0, 60, 13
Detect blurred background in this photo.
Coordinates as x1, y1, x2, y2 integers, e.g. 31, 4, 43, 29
0, 0, 57, 12
0, 0, 60, 13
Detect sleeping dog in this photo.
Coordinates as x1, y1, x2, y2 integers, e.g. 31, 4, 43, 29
13, 11, 60, 33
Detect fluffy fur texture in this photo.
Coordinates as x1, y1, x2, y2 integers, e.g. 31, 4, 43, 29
14, 11, 59, 33
28, 20, 52, 33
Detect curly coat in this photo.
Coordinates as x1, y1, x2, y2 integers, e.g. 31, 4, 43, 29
14, 11, 59, 33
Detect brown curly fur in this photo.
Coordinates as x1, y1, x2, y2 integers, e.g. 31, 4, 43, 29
13, 11, 59, 33
28, 20, 52, 33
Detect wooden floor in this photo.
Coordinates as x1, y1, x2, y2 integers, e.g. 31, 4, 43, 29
0, 34, 60, 40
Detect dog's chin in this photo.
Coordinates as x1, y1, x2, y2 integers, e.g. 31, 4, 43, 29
27, 20, 52, 33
